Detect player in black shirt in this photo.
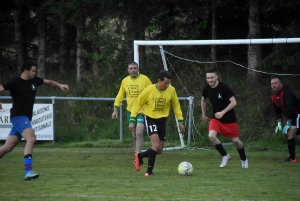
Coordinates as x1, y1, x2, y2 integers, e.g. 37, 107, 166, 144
0, 61, 69, 180
201, 67, 248, 168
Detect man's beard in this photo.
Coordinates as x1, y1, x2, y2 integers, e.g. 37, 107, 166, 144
272, 88, 281, 94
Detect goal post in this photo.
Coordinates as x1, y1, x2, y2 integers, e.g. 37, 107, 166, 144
133, 37, 300, 148
159, 45, 186, 149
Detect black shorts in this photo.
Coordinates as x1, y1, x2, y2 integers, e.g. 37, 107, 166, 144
293, 114, 300, 135
144, 116, 167, 141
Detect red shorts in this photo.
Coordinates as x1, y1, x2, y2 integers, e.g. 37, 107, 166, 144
209, 118, 240, 138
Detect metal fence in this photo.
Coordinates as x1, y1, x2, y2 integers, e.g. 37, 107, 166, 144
0, 96, 194, 146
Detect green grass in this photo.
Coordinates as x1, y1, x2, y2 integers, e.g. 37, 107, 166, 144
0, 143, 300, 201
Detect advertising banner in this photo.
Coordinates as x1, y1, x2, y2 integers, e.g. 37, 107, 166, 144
0, 104, 54, 140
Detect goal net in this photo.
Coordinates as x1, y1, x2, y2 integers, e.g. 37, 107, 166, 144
134, 38, 300, 150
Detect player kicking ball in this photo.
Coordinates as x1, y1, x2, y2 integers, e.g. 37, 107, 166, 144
129, 70, 185, 176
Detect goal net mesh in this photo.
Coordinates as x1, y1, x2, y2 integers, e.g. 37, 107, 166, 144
137, 39, 300, 150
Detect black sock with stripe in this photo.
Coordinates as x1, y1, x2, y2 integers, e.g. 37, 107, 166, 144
147, 149, 157, 174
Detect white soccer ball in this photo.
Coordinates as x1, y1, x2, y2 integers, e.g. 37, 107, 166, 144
178, 161, 193, 175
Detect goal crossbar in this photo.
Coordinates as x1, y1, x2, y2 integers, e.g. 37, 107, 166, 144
134, 38, 300, 64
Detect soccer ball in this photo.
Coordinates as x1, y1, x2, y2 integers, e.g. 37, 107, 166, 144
178, 161, 193, 175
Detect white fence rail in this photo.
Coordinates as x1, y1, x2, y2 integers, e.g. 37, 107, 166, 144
0, 96, 194, 146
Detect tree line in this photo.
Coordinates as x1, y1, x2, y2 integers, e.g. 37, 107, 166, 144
0, 0, 300, 84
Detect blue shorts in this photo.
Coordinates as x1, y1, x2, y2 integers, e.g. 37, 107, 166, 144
127, 111, 145, 126
9, 116, 32, 140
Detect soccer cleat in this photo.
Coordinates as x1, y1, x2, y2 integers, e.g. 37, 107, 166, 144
241, 158, 249, 168
133, 158, 144, 165
24, 171, 39, 181
134, 152, 141, 171
281, 157, 297, 163
220, 154, 231, 168
291, 158, 297, 163
144, 172, 153, 177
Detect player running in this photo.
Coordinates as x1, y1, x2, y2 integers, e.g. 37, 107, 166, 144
201, 67, 248, 168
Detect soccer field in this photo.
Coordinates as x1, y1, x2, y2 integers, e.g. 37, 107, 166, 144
0, 146, 299, 201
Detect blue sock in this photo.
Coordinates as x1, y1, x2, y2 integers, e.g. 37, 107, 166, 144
24, 155, 32, 174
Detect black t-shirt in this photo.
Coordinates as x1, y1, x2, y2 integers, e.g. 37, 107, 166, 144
202, 81, 237, 123
2, 76, 44, 120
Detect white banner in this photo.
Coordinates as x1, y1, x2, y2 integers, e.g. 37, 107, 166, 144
0, 104, 54, 140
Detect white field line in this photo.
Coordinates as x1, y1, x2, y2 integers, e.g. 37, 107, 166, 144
0, 193, 236, 201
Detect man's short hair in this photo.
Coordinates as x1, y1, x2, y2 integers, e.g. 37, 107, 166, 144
128, 62, 139, 68
206, 67, 218, 75
271, 77, 282, 83
158, 70, 172, 81
21, 61, 36, 72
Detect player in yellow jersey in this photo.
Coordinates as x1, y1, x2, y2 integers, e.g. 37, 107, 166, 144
129, 70, 185, 176
112, 62, 152, 154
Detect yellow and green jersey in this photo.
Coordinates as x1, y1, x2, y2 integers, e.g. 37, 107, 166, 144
113, 74, 152, 112
130, 84, 184, 123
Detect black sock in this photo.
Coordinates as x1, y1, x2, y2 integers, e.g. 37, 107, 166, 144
215, 143, 227, 156
24, 154, 32, 158
237, 146, 247, 161
287, 138, 296, 160
139, 148, 150, 159
147, 149, 157, 173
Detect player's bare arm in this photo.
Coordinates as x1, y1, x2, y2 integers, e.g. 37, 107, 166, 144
43, 79, 69, 91
201, 96, 210, 123
215, 96, 237, 119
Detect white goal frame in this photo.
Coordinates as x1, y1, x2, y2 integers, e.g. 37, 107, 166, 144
134, 38, 300, 64
133, 38, 300, 149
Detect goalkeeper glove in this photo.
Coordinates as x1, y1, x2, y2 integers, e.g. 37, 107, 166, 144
282, 122, 291, 135
275, 122, 282, 134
